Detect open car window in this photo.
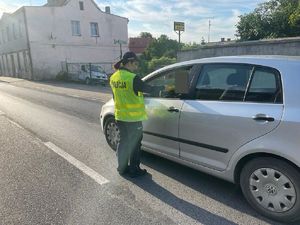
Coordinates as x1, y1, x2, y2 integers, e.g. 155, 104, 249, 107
145, 66, 193, 98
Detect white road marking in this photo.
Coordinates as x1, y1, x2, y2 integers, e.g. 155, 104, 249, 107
69, 94, 81, 98
44, 142, 109, 185
7, 119, 25, 129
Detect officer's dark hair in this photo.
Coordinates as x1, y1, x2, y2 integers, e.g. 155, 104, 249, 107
114, 51, 138, 70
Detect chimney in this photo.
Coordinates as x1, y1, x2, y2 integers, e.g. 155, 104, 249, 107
105, 6, 111, 14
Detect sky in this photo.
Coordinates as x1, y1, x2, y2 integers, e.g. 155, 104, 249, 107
0, 0, 268, 43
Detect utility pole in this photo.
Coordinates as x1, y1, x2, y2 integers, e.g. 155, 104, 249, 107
208, 19, 211, 43
207, 17, 214, 43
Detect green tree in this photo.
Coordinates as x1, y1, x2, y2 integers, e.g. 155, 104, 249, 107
144, 35, 182, 59
148, 57, 176, 72
136, 33, 203, 76
236, 0, 300, 41
139, 32, 153, 38
290, 4, 300, 29
136, 55, 149, 77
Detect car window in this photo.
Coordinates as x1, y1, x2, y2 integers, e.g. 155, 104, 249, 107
146, 66, 193, 98
81, 65, 86, 72
195, 64, 253, 101
245, 67, 282, 103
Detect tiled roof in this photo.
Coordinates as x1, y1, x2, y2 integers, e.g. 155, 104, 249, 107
129, 37, 153, 54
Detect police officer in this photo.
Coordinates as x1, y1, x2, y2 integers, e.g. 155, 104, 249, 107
110, 51, 163, 177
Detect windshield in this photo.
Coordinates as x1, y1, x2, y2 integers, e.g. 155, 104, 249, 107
90, 65, 105, 73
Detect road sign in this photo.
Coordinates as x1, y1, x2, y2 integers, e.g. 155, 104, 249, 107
114, 39, 127, 45
174, 22, 185, 32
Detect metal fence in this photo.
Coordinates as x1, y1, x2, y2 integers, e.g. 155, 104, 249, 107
63, 61, 113, 74
61, 62, 114, 83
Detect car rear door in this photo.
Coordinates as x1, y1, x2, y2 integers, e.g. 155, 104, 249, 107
179, 63, 284, 171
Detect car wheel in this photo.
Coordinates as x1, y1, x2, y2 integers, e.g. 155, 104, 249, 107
240, 157, 300, 223
85, 78, 91, 85
104, 116, 119, 151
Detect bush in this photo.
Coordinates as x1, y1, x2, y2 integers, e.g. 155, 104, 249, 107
56, 71, 68, 81
148, 57, 176, 72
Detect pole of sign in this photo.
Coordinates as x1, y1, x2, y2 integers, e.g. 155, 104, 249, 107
174, 22, 184, 44
114, 39, 126, 60
119, 43, 122, 59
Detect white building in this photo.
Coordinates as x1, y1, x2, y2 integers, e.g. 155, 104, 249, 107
0, 0, 128, 80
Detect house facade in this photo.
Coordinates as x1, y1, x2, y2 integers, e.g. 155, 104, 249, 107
0, 0, 128, 80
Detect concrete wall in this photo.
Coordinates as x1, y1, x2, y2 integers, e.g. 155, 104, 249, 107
26, 0, 128, 80
0, 8, 32, 79
178, 37, 300, 62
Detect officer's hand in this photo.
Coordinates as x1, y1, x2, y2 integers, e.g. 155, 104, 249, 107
165, 85, 175, 92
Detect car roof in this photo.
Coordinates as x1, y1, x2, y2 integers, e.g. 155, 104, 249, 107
187, 55, 300, 64
145, 55, 300, 78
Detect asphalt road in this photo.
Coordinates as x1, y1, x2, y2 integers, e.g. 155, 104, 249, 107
0, 80, 288, 225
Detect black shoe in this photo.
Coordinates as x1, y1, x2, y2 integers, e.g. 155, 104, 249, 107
129, 168, 147, 178
118, 166, 129, 175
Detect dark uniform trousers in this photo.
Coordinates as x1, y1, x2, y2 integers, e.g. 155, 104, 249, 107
116, 121, 143, 173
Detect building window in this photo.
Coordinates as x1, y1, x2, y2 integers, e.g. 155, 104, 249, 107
71, 21, 81, 36
90, 22, 99, 37
2, 29, 5, 43
79, 1, 84, 10
6, 26, 11, 42
19, 21, 23, 37
13, 23, 17, 40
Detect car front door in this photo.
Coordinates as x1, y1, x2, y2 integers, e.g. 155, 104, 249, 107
179, 63, 284, 171
142, 65, 194, 158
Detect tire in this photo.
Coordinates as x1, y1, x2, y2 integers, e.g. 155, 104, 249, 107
103, 116, 119, 151
240, 157, 300, 223
85, 77, 91, 85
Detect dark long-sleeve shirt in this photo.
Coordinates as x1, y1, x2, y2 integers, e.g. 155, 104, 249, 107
133, 75, 160, 96
112, 68, 163, 96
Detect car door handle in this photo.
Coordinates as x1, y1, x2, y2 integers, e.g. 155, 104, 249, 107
167, 106, 180, 112
252, 114, 275, 122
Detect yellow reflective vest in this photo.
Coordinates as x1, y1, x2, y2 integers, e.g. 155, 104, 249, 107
110, 69, 148, 122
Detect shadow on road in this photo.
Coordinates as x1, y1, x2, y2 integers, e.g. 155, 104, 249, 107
125, 173, 238, 225
135, 151, 290, 225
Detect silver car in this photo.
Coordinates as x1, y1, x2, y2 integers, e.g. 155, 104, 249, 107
100, 56, 300, 223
